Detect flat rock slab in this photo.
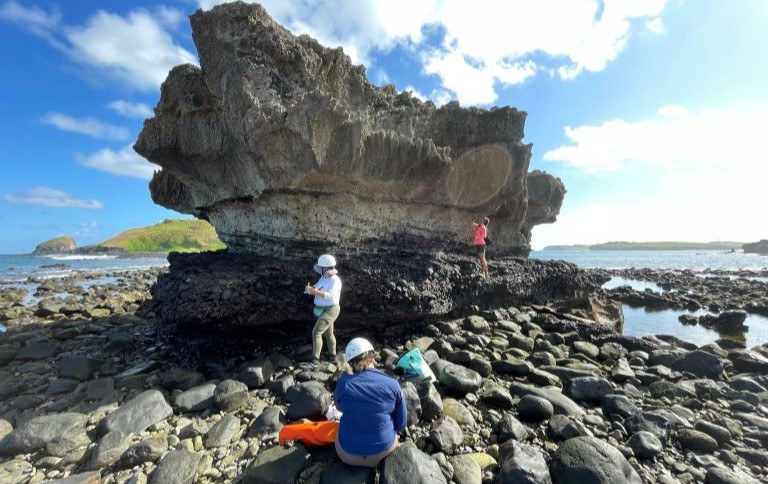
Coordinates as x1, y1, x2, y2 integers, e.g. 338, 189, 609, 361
99, 389, 172, 435
150, 450, 201, 484
509, 382, 585, 417
241, 444, 310, 484
380, 441, 447, 484
0, 412, 87, 456
15, 341, 58, 360
551, 436, 641, 484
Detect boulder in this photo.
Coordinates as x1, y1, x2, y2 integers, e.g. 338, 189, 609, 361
239, 359, 274, 388
285, 381, 331, 420
85, 431, 129, 470
56, 356, 105, 380
623, 412, 671, 442
150, 450, 201, 484
248, 406, 286, 439
418, 381, 443, 420
430, 417, 464, 454
676, 428, 718, 453
380, 441, 447, 484
601, 394, 639, 419
497, 440, 551, 484
509, 382, 585, 417
175, 383, 216, 412
214, 379, 250, 412
0, 412, 88, 457
497, 414, 529, 442
241, 444, 311, 484
119, 438, 167, 468
670, 350, 724, 379
442, 398, 476, 428
517, 395, 554, 422
204, 414, 241, 448
435, 362, 482, 395
99, 390, 172, 435
626, 431, 663, 459
449, 454, 482, 484
551, 436, 642, 484
564, 377, 613, 402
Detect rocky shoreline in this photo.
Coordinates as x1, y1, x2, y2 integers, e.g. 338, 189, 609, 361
1, 267, 767, 483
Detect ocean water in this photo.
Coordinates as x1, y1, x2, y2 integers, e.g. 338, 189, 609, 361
531, 249, 768, 270
0, 254, 169, 282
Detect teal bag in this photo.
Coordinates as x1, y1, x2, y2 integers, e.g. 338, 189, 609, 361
396, 348, 436, 382
313, 306, 327, 318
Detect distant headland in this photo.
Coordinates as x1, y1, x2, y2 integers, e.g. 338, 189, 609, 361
31, 219, 225, 256
542, 241, 748, 251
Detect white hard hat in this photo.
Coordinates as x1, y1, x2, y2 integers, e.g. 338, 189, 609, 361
317, 254, 337, 268
345, 337, 374, 362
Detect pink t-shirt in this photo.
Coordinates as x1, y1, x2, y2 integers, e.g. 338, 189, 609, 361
472, 223, 487, 245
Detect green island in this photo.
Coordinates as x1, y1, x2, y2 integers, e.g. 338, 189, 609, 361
32, 219, 226, 255
100, 219, 226, 253
543, 241, 745, 251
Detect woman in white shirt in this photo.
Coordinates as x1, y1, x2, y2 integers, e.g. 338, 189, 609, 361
304, 254, 342, 364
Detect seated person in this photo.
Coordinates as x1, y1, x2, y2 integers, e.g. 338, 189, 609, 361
334, 337, 407, 468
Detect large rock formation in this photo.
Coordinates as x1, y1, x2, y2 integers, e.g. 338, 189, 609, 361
136, 2, 589, 333
135, 2, 564, 257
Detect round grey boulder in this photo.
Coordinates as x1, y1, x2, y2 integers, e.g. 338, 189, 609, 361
517, 395, 553, 422
551, 436, 642, 484
626, 431, 663, 459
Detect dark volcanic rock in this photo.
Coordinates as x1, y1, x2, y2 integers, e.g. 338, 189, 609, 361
151, 251, 596, 333
551, 436, 642, 484
497, 440, 551, 484
380, 441, 447, 484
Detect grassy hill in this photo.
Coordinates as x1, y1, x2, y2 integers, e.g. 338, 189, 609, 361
543, 241, 744, 251
100, 219, 226, 253
33, 235, 77, 254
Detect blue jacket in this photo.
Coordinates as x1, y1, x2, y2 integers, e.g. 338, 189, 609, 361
334, 368, 407, 456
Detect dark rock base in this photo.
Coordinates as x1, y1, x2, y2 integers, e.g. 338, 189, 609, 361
149, 250, 600, 336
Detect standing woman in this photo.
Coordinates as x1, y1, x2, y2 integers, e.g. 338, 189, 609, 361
304, 254, 342, 364
471, 217, 490, 278
334, 338, 407, 468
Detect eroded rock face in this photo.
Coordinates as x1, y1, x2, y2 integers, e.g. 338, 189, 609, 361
135, 2, 563, 257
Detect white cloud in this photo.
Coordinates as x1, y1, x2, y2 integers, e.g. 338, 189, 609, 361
543, 105, 766, 172
108, 100, 153, 119
42, 112, 129, 140
1, 2, 195, 91
76, 145, 157, 180
2, 187, 103, 210
198, 0, 667, 105
155, 6, 184, 29
0, 0, 61, 45
533, 104, 768, 248
64, 10, 197, 90
646, 17, 664, 34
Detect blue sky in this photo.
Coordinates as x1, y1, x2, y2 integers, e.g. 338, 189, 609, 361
1, 0, 766, 253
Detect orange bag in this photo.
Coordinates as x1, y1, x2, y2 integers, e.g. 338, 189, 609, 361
278, 421, 339, 446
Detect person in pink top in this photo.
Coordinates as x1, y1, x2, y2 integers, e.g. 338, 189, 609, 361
471, 217, 490, 278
